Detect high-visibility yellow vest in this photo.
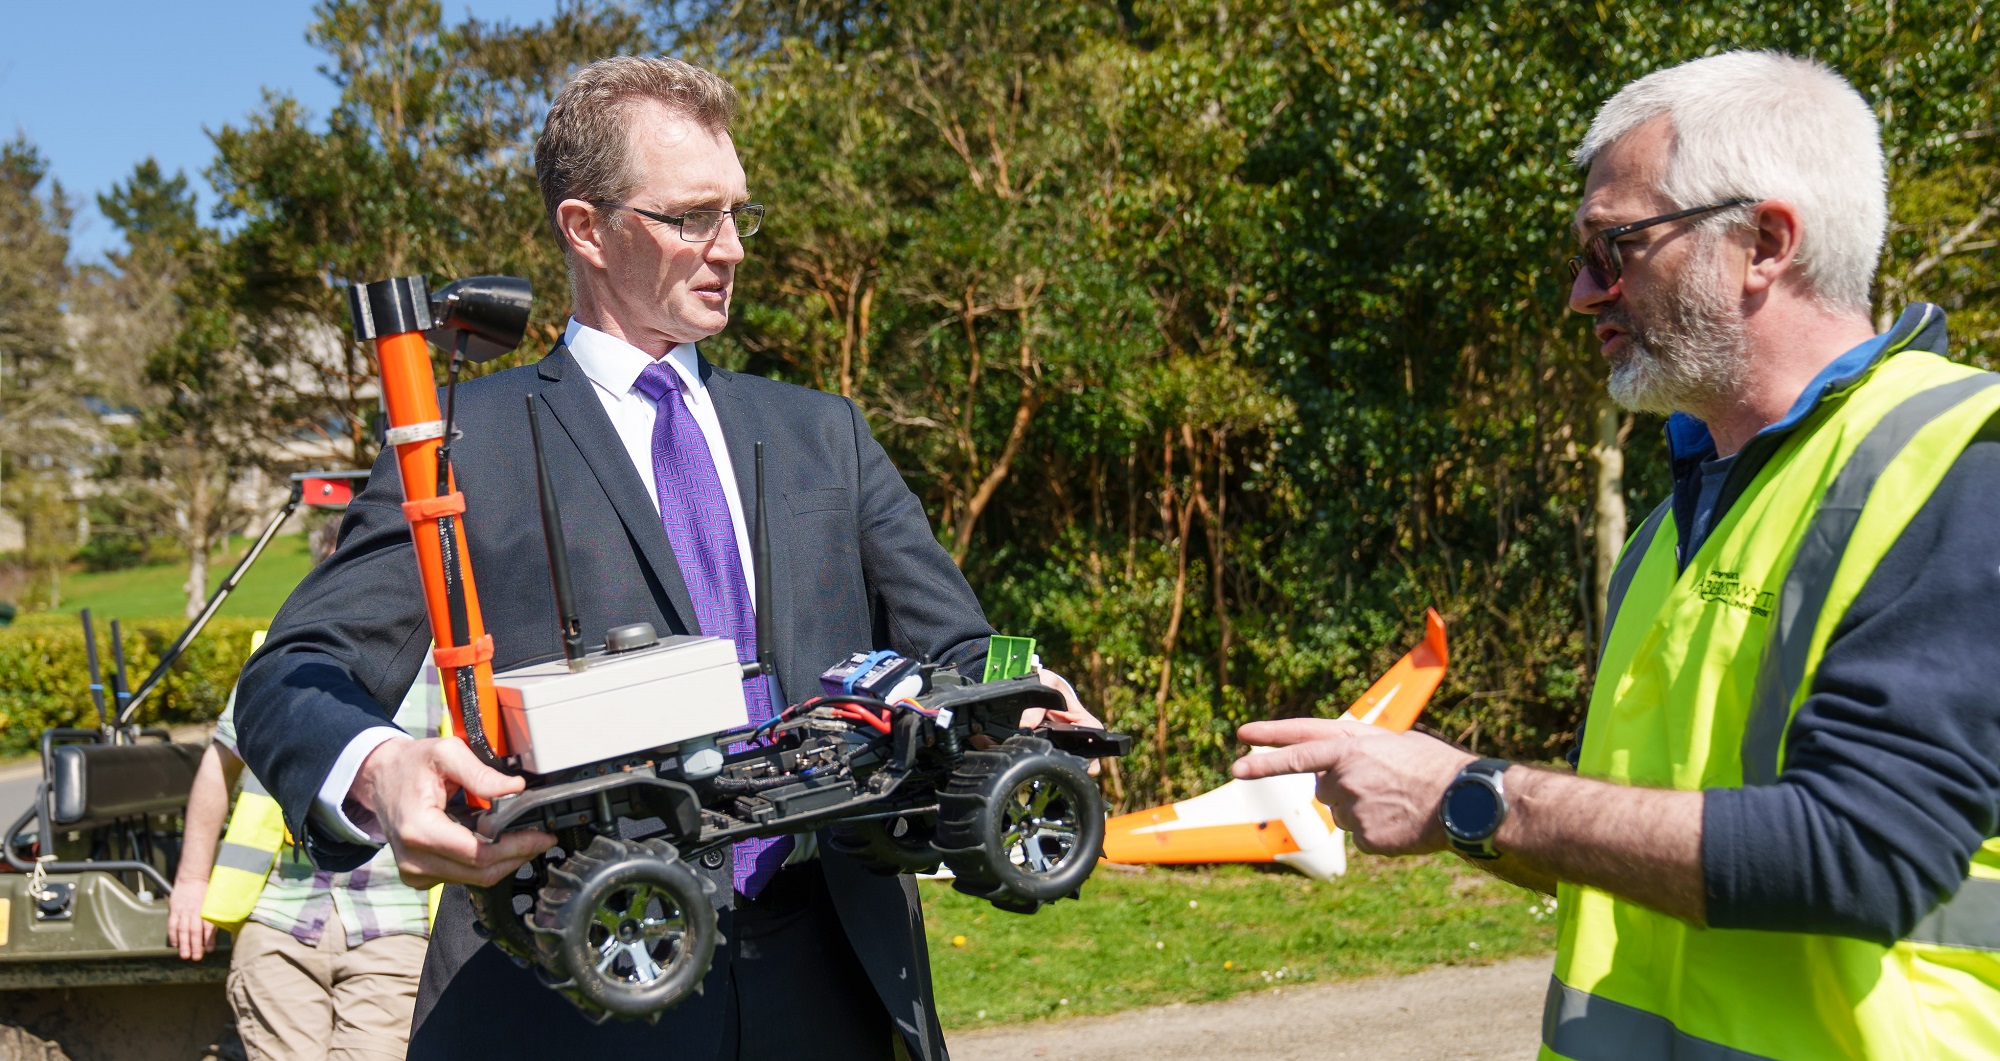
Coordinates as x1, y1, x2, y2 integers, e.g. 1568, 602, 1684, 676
1545, 318, 2000, 1060
198, 770, 289, 934
201, 633, 444, 933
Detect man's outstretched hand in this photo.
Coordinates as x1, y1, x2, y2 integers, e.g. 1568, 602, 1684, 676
1232, 719, 1473, 856
351, 736, 555, 889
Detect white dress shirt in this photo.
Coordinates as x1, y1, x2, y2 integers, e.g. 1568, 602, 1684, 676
314, 319, 755, 843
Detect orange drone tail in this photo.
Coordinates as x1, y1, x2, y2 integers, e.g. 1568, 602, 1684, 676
1100, 609, 1448, 880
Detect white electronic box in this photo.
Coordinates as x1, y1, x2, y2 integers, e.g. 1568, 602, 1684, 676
493, 633, 749, 774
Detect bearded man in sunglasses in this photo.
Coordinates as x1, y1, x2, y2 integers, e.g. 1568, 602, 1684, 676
1234, 50, 2000, 1060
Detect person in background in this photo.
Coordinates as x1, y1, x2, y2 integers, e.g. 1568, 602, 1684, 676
169, 524, 441, 1061
1235, 51, 2000, 1060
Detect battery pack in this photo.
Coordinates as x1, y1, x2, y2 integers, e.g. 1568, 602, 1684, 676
819, 650, 922, 702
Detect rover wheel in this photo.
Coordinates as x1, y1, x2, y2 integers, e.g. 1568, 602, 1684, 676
827, 812, 943, 876
468, 852, 549, 967
528, 836, 718, 1022
934, 736, 1103, 911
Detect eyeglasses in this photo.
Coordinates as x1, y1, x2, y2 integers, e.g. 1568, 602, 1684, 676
1566, 198, 1755, 289
598, 202, 766, 242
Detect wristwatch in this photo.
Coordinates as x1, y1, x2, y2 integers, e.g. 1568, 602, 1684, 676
1439, 757, 1511, 860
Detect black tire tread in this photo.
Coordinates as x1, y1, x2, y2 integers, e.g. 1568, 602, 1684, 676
525, 835, 717, 1023
933, 735, 1102, 910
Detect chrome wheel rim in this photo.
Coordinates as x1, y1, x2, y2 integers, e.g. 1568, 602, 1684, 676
999, 776, 1079, 875
586, 884, 687, 986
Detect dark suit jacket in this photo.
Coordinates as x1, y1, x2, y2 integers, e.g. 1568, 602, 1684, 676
234, 343, 992, 1059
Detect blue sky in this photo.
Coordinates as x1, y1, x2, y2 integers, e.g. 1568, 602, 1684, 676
0, 1, 571, 265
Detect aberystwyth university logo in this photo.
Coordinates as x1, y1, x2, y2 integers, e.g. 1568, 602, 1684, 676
1694, 571, 1774, 618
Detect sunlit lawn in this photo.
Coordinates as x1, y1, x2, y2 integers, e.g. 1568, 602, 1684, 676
924, 853, 1557, 1030
30, 534, 315, 622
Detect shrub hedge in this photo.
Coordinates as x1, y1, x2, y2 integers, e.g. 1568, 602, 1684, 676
0, 617, 268, 756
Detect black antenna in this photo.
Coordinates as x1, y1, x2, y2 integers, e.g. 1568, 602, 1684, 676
751, 441, 773, 680
109, 618, 133, 723
436, 330, 469, 495
526, 396, 587, 671
80, 609, 108, 729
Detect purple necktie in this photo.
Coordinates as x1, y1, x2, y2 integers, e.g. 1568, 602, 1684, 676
632, 359, 790, 896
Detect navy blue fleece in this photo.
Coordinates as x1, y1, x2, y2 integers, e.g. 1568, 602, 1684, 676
1700, 434, 2000, 942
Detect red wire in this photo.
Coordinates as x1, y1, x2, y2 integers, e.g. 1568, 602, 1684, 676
832, 706, 892, 734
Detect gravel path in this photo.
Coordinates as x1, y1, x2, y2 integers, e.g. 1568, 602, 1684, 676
947, 955, 1551, 1061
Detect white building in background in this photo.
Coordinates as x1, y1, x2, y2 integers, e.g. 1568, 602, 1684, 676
6, 312, 372, 574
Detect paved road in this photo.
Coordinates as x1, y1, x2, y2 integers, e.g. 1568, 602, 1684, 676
948, 955, 1551, 1061
0, 760, 40, 832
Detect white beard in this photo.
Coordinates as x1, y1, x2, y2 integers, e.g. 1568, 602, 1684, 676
1604, 241, 1749, 417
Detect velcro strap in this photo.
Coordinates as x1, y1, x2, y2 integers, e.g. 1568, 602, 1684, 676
432, 635, 493, 670
385, 420, 446, 446
401, 493, 466, 522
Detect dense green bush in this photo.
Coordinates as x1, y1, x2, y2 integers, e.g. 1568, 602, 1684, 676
0, 617, 266, 756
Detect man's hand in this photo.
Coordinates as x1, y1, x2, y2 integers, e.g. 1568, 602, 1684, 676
1020, 669, 1106, 776
1020, 669, 1106, 730
1232, 718, 1473, 856
166, 878, 215, 961
351, 736, 555, 889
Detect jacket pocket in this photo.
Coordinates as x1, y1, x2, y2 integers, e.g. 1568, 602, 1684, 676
786, 488, 850, 516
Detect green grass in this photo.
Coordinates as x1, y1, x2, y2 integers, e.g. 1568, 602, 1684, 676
37, 534, 316, 621
923, 854, 1557, 1029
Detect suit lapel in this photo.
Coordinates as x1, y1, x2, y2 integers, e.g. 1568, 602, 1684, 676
533, 344, 701, 635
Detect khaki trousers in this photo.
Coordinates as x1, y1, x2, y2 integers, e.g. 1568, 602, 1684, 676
226, 917, 427, 1061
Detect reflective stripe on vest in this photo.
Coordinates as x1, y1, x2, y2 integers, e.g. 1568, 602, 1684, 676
1549, 330, 2000, 1061
1909, 877, 2000, 952
199, 769, 284, 932
1743, 373, 2000, 784
1544, 976, 1780, 1061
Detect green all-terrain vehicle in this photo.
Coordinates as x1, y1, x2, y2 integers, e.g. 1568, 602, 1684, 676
0, 471, 363, 1061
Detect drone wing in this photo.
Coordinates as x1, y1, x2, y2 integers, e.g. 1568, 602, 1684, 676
1099, 609, 1450, 880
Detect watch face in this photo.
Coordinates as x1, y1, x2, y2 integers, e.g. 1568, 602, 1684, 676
1443, 778, 1501, 839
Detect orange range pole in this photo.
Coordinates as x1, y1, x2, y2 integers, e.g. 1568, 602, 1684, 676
349, 277, 511, 769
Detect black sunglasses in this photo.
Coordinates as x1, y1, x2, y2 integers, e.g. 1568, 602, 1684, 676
1566, 198, 1755, 289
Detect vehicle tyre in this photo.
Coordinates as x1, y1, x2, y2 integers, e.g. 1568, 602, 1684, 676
468, 852, 549, 968
528, 836, 718, 1022
827, 813, 943, 876
934, 735, 1103, 911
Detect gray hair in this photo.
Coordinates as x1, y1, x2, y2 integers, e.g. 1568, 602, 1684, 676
535, 55, 738, 254
1574, 51, 1886, 312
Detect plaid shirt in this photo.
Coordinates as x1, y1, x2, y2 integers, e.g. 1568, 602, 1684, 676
215, 665, 442, 947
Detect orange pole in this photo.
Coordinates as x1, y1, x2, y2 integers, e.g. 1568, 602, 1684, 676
371, 328, 510, 762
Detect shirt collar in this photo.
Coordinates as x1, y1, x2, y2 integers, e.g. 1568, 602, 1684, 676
1663, 303, 1943, 468
562, 318, 705, 404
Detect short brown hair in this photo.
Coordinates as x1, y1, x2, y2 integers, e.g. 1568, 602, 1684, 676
535, 56, 738, 253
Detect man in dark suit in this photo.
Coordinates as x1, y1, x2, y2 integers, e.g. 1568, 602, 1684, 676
234, 55, 1093, 1060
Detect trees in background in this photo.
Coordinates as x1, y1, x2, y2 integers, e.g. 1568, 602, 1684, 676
4, 0, 1995, 805
89, 161, 279, 619
211, 0, 651, 470
0, 139, 82, 610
